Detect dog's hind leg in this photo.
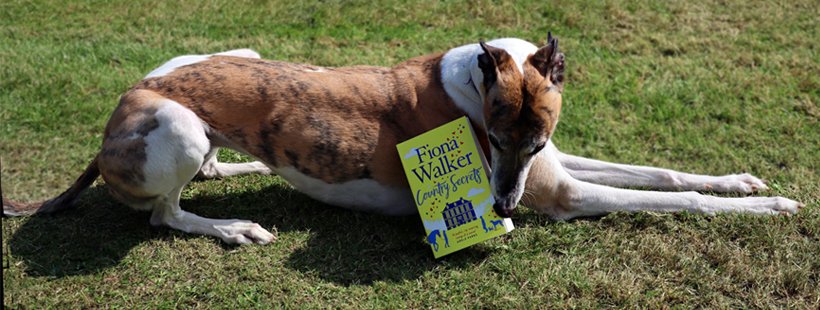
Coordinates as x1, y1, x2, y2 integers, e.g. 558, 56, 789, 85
100, 90, 274, 244
197, 148, 272, 179
552, 142, 768, 194
149, 185, 275, 244
524, 145, 803, 220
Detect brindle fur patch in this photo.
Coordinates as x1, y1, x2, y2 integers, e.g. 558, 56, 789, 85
131, 54, 465, 186
98, 90, 164, 200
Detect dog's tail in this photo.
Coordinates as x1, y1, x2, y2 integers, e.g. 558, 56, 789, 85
2, 156, 100, 217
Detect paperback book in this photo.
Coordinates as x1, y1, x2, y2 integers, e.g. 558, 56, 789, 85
397, 116, 514, 258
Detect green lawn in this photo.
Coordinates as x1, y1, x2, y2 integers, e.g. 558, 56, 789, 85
2, 0, 818, 308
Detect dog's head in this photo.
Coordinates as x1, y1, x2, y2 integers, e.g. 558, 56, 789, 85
478, 33, 565, 218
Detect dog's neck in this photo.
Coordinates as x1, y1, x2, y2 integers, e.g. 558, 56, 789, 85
440, 38, 539, 129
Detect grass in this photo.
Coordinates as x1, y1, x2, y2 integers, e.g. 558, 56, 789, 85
2, 0, 818, 308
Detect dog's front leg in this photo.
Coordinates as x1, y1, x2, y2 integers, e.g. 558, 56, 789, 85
551, 143, 767, 194
523, 145, 803, 220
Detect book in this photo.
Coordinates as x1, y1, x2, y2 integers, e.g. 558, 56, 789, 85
397, 116, 514, 258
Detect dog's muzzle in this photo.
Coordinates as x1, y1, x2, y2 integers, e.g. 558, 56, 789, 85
492, 197, 517, 218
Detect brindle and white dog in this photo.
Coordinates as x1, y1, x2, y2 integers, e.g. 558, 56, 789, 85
3, 34, 803, 244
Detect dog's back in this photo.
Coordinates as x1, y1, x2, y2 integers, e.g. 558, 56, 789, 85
131, 55, 465, 187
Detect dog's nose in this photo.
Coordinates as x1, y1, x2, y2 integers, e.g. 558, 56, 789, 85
493, 201, 514, 218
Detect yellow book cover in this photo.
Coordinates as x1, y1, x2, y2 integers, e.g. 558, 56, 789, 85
397, 116, 514, 258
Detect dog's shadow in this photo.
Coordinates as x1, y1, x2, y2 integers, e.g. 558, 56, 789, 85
5, 181, 488, 285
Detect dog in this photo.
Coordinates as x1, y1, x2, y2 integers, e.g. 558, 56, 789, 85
3, 33, 803, 244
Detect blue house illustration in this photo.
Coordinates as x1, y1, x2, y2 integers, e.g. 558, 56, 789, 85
442, 198, 477, 230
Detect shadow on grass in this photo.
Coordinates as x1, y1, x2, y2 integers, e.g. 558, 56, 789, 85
7, 182, 488, 285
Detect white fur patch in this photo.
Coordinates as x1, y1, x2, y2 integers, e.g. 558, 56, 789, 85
274, 167, 416, 215
142, 100, 211, 196
144, 49, 261, 79
440, 38, 539, 129
215, 49, 261, 59
302, 67, 326, 73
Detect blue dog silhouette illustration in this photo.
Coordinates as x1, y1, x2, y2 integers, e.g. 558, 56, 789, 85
491, 219, 504, 230
426, 229, 449, 251
427, 230, 441, 251
481, 216, 492, 233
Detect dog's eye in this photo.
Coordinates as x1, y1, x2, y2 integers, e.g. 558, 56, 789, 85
528, 142, 546, 156
488, 134, 503, 151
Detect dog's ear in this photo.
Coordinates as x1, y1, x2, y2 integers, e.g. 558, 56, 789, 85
529, 32, 565, 87
477, 41, 511, 89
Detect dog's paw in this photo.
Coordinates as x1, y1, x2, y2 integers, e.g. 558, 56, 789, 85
250, 161, 274, 176
214, 220, 276, 245
746, 196, 804, 215
703, 173, 768, 194
769, 197, 804, 215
